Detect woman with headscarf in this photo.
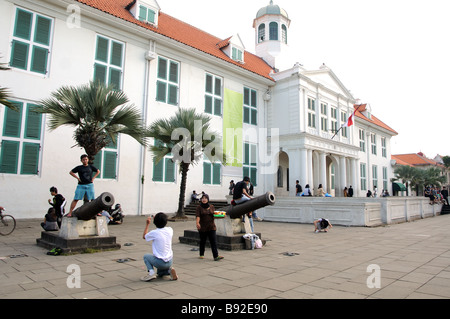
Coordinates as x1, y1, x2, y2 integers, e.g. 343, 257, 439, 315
195, 193, 224, 261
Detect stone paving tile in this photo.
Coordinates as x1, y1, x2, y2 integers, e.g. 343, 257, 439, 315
1, 214, 450, 301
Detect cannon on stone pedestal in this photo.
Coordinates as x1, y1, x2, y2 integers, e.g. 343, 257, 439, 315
72, 192, 115, 220
215, 192, 276, 236
36, 192, 121, 254
179, 192, 276, 250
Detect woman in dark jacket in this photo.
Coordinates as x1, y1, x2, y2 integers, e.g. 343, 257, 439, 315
195, 194, 224, 261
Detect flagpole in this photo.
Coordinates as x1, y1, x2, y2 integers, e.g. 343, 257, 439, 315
331, 103, 363, 140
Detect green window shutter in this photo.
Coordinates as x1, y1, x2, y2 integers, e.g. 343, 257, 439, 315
103, 151, 117, 179
34, 15, 51, 45
168, 84, 178, 105
244, 143, 249, 165
156, 81, 167, 102
152, 159, 164, 182
203, 162, 211, 184
243, 106, 250, 124
109, 68, 121, 89
30, 46, 48, 74
243, 167, 249, 180
244, 88, 250, 105
212, 163, 221, 185
214, 78, 221, 96
164, 158, 175, 182
14, 9, 32, 40
10, 40, 29, 70
25, 104, 42, 139
169, 61, 178, 83
138, 5, 147, 21
94, 63, 107, 84
250, 168, 257, 187
157, 57, 167, 79
214, 98, 221, 116
250, 108, 257, 125
96, 36, 109, 63
251, 90, 257, 107
205, 74, 212, 93
3, 102, 23, 137
147, 9, 155, 23
110, 41, 123, 67
0, 140, 19, 174
92, 151, 102, 175
204, 95, 212, 114
21, 142, 40, 175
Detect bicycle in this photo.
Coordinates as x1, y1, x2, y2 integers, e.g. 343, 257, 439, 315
0, 208, 16, 235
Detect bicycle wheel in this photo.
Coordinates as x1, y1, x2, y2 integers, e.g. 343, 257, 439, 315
0, 215, 16, 235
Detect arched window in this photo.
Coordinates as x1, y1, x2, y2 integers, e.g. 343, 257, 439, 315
258, 24, 265, 43
282, 25, 287, 44
269, 22, 278, 40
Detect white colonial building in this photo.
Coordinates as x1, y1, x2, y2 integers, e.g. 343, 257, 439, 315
0, 0, 397, 219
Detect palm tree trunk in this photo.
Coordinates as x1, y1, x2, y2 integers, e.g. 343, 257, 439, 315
176, 162, 190, 218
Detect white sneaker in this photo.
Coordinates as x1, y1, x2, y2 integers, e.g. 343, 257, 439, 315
315, 230, 319, 233
140, 273, 156, 282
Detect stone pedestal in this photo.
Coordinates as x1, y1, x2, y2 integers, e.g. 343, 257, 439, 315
36, 216, 120, 254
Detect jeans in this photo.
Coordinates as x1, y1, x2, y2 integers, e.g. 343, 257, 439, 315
143, 254, 173, 276
199, 230, 219, 258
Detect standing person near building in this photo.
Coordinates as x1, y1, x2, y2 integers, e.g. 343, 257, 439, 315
348, 186, 354, 197
229, 180, 235, 195
67, 154, 100, 217
442, 186, 449, 205
295, 180, 302, 196
196, 194, 224, 261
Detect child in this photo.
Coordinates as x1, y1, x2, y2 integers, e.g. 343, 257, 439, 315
141, 213, 178, 282
314, 218, 332, 233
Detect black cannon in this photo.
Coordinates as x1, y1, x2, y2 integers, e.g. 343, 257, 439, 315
72, 192, 115, 221
225, 192, 275, 219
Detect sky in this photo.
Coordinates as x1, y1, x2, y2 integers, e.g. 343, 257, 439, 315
159, 0, 450, 159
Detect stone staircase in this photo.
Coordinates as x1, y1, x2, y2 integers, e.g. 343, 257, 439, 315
441, 204, 450, 215
184, 200, 228, 216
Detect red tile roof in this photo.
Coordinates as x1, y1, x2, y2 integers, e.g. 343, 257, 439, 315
75, 0, 275, 80
392, 153, 444, 167
353, 104, 397, 135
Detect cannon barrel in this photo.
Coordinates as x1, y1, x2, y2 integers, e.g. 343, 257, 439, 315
225, 192, 275, 219
72, 192, 115, 221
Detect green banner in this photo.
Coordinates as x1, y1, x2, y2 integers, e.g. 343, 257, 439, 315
223, 88, 243, 167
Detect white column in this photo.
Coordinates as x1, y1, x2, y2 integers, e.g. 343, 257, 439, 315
340, 156, 347, 197
299, 148, 308, 189
307, 149, 313, 188
320, 152, 327, 192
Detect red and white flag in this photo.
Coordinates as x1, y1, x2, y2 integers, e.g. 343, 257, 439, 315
342, 112, 355, 127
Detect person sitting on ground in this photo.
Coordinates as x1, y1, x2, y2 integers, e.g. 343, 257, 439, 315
190, 190, 199, 204
314, 218, 332, 233
301, 184, 312, 196
41, 208, 59, 231
141, 213, 178, 282
315, 184, 326, 197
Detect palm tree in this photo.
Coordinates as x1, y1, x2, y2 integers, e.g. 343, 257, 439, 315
34, 81, 147, 162
146, 107, 227, 218
392, 165, 416, 196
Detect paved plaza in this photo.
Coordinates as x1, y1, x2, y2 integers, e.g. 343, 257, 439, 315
1, 214, 450, 300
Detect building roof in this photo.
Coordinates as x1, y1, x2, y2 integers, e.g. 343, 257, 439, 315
392, 153, 444, 168
256, 1, 289, 19
75, 0, 275, 81
353, 104, 398, 135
